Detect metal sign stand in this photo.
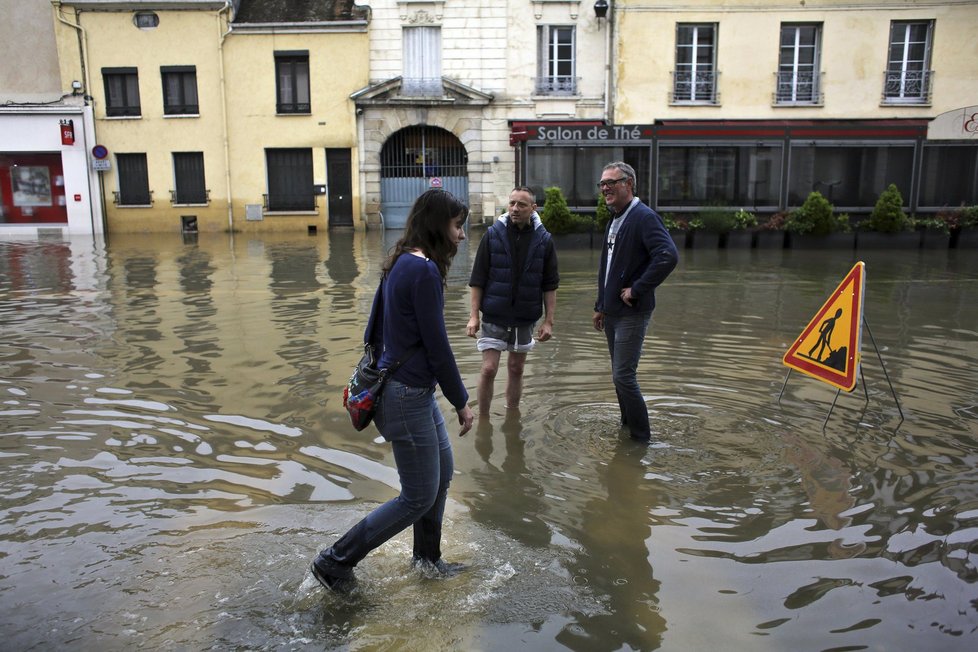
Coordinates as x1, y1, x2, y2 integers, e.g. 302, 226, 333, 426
778, 316, 903, 430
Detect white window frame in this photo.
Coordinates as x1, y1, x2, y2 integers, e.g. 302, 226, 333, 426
776, 24, 821, 104
537, 25, 577, 95
673, 24, 717, 104
883, 20, 934, 104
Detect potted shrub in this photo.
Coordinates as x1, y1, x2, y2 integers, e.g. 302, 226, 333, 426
785, 191, 854, 249
914, 211, 952, 250
756, 212, 787, 249
724, 208, 758, 248
542, 186, 591, 246
689, 205, 736, 249
661, 212, 690, 249
857, 184, 920, 249
954, 205, 978, 248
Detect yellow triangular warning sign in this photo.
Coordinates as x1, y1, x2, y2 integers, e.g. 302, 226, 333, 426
783, 262, 865, 391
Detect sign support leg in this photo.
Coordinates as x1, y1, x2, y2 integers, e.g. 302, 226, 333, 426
777, 369, 792, 404
823, 389, 841, 430
863, 317, 904, 422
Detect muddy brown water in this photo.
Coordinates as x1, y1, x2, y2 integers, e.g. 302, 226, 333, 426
1, 231, 976, 650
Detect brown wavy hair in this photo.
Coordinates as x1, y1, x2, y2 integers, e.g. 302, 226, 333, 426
383, 189, 468, 281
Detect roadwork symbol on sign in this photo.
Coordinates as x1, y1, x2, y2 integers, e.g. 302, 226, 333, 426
783, 261, 865, 392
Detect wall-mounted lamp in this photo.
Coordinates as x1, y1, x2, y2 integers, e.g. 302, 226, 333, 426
71, 80, 83, 95
594, 0, 609, 19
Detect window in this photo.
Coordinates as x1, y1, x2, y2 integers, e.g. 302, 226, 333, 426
776, 24, 821, 104
658, 144, 783, 208
673, 24, 717, 104
403, 27, 441, 95
919, 144, 978, 208
275, 52, 310, 114
788, 143, 914, 208
172, 152, 207, 204
134, 12, 159, 29
161, 66, 198, 115
116, 153, 151, 206
265, 148, 314, 211
102, 67, 141, 117
883, 21, 934, 104
527, 146, 649, 208
537, 26, 576, 95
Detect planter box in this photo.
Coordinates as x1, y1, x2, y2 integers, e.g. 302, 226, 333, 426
669, 229, 689, 250
919, 230, 951, 250
788, 232, 856, 250
755, 231, 786, 249
856, 231, 922, 250
722, 230, 754, 248
955, 227, 978, 249
551, 232, 597, 250
690, 231, 721, 249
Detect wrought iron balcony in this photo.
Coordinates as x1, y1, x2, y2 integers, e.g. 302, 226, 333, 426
773, 71, 823, 105
263, 193, 315, 212
881, 69, 933, 104
112, 190, 153, 207
670, 69, 719, 104
170, 189, 210, 205
534, 76, 579, 96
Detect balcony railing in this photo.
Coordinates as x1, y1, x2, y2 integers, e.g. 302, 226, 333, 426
773, 70, 823, 105
670, 69, 719, 104
113, 190, 153, 207
881, 69, 933, 104
170, 189, 210, 205
534, 76, 579, 96
263, 193, 315, 212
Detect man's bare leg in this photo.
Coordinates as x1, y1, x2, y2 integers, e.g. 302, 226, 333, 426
478, 349, 502, 416
505, 352, 527, 409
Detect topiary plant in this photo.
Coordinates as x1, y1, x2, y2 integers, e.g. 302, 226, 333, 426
541, 186, 574, 234
785, 191, 849, 235
866, 184, 911, 233
697, 206, 738, 233
732, 209, 758, 230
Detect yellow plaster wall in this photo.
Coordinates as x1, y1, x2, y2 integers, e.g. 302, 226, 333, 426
222, 31, 369, 232
614, 1, 978, 123
73, 9, 229, 232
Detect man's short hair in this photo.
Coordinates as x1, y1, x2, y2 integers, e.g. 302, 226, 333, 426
602, 162, 636, 187
511, 186, 537, 204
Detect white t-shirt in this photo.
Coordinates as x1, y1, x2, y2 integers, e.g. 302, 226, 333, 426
604, 197, 640, 287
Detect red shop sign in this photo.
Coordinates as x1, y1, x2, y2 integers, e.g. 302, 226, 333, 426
60, 119, 75, 146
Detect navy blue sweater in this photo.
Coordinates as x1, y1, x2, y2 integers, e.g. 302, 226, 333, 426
595, 200, 679, 316
376, 253, 469, 411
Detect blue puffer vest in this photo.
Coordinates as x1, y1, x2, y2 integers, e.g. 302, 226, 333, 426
481, 214, 551, 326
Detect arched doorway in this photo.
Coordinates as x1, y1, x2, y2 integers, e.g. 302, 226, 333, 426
380, 126, 468, 228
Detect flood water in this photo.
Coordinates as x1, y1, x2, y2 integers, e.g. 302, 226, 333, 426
1, 230, 977, 651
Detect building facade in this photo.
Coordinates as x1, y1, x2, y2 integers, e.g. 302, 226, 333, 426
1, 0, 104, 237
516, 0, 978, 216
48, 0, 369, 234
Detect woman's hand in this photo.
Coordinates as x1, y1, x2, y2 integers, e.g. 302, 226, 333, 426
456, 405, 475, 437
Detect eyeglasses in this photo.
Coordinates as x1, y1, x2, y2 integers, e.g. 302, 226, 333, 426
597, 177, 627, 190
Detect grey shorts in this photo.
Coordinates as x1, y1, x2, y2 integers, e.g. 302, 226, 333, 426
477, 321, 536, 353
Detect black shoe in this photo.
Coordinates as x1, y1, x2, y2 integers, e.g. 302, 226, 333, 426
412, 557, 469, 577
310, 561, 355, 593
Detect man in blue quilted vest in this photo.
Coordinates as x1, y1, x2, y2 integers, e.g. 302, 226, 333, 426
467, 187, 559, 417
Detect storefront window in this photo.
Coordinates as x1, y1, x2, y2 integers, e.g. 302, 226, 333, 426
788, 143, 914, 208
919, 144, 978, 208
657, 143, 782, 209
0, 153, 67, 224
527, 145, 649, 209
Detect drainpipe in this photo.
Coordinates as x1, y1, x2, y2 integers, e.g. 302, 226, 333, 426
218, 1, 234, 232
53, 1, 103, 234
603, 3, 614, 125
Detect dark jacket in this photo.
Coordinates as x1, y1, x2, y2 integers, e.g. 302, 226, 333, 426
470, 213, 558, 327
595, 200, 678, 316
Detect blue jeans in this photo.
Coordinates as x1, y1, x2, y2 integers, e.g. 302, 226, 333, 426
603, 312, 653, 439
316, 380, 453, 577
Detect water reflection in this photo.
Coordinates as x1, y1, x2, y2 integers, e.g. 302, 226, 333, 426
0, 235, 977, 649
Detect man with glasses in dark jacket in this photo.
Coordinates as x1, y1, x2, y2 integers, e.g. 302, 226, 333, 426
593, 162, 678, 443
